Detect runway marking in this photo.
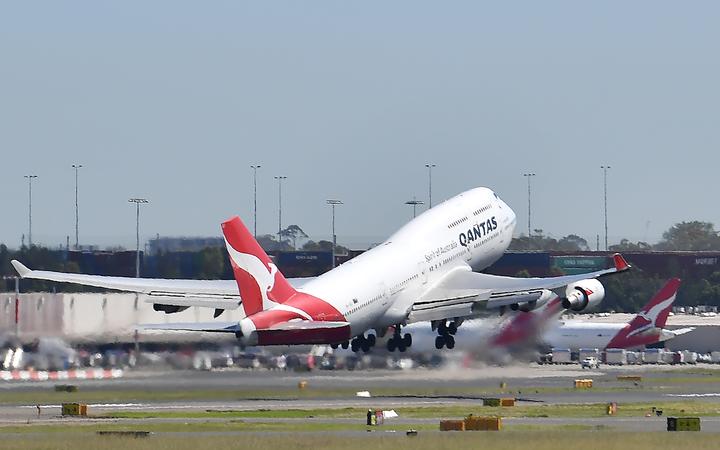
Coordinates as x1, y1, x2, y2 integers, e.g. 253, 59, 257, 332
1, 369, 123, 382
667, 393, 720, 398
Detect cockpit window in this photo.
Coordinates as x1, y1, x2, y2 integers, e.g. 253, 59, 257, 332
494, 192, 503, 208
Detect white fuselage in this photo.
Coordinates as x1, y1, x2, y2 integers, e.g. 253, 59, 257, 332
297, 187, 517, 337
542, 322, 625, 350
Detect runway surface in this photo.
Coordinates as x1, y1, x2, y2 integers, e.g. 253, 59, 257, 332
2, 363, 720, 432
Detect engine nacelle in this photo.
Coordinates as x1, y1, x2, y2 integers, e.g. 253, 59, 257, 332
561, 279, 605, 312
510, 289, 557, 312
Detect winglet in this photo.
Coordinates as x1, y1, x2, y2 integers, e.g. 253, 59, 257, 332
11, 260, 31, 278
613, 253, 631, 272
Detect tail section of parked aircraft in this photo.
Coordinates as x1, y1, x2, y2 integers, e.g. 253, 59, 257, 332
633, 277, 680, 330
606, 278, 682, 348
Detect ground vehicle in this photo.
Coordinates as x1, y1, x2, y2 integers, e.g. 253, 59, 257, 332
581, 356, 600, 369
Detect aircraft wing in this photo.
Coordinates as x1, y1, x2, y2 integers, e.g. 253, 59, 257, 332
11, 260, 313, 311
407, 253, 630, 323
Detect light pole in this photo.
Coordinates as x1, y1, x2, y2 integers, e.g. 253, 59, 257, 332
2, 276, 20, 337
425, 163, 436, 209
24, 175, 38, 246
523, 173, 536, 238
128, 198, 149, 277
327, 200, 343, 268
405, 198, 424, 218
250, 165, 261, 239
72, 164, 82, 249
601, 165, 611, 251
274, 176, 287, 246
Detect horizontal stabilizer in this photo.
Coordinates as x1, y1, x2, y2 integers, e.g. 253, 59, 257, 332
141, 322, 241, 333
262, 320, 351, 331
671, 327, 695, 336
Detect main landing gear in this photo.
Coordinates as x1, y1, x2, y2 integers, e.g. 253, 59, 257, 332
386, 325, 412, 353
333, 325, 412, 353
434, 320, 460, 350
332, 334, 377, 353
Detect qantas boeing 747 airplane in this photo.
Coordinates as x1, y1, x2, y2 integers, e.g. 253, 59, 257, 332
12, 187, 630, 352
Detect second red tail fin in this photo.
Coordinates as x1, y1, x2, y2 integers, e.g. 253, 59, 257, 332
638, 278, 681, 329
221, 216, 296, 316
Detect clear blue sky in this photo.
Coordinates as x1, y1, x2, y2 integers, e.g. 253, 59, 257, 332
1, 2, 719, 249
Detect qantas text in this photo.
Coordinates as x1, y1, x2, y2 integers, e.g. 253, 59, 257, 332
458, 217, 498, 247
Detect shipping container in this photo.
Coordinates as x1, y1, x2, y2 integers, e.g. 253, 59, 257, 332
551, 348, 572, 364
626, 351, 643, 365
643, 348, 665, 364
605, 348, 627, 365
710, 351, 720, 363
681, 350, 698, 364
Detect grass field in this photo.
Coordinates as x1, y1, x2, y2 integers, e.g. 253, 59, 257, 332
1, 397, 720, 449
99, 400, 720, 419
0, 383, 698, 406
1, 431, 720, 450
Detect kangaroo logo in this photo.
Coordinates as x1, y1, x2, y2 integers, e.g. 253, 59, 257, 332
627, 295, 676, 338
225, 239, 281, 311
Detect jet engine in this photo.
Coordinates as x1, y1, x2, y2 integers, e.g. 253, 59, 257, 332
561, 279, 604, 312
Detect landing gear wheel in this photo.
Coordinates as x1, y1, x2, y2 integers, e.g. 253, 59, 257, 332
330, 343, 338, 350
387, 339, 396, 352
435, 335, 445, 350
341, 341, 349, 350
445, 335, 456, 349
398, 343, 407, 352
361, 342, 371, 353
438, 321, 448, 335
351, 339, 359, 352
403, 333, 412, 348
367, 334, 376, 347
448, 322, 458, 335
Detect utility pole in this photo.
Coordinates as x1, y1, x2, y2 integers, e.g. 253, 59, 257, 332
326, 200, 343, 268
425, 164, 436, 209
404, 198, 424, 218
274, 176, 287, 246
72, 164, 82, 249
523, 173, 536, 238
128, 198, 149, 277
3, 276, 20, 338
24, 175, 38, 246
250, 165, 261, 239
601, 165, 611, 251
